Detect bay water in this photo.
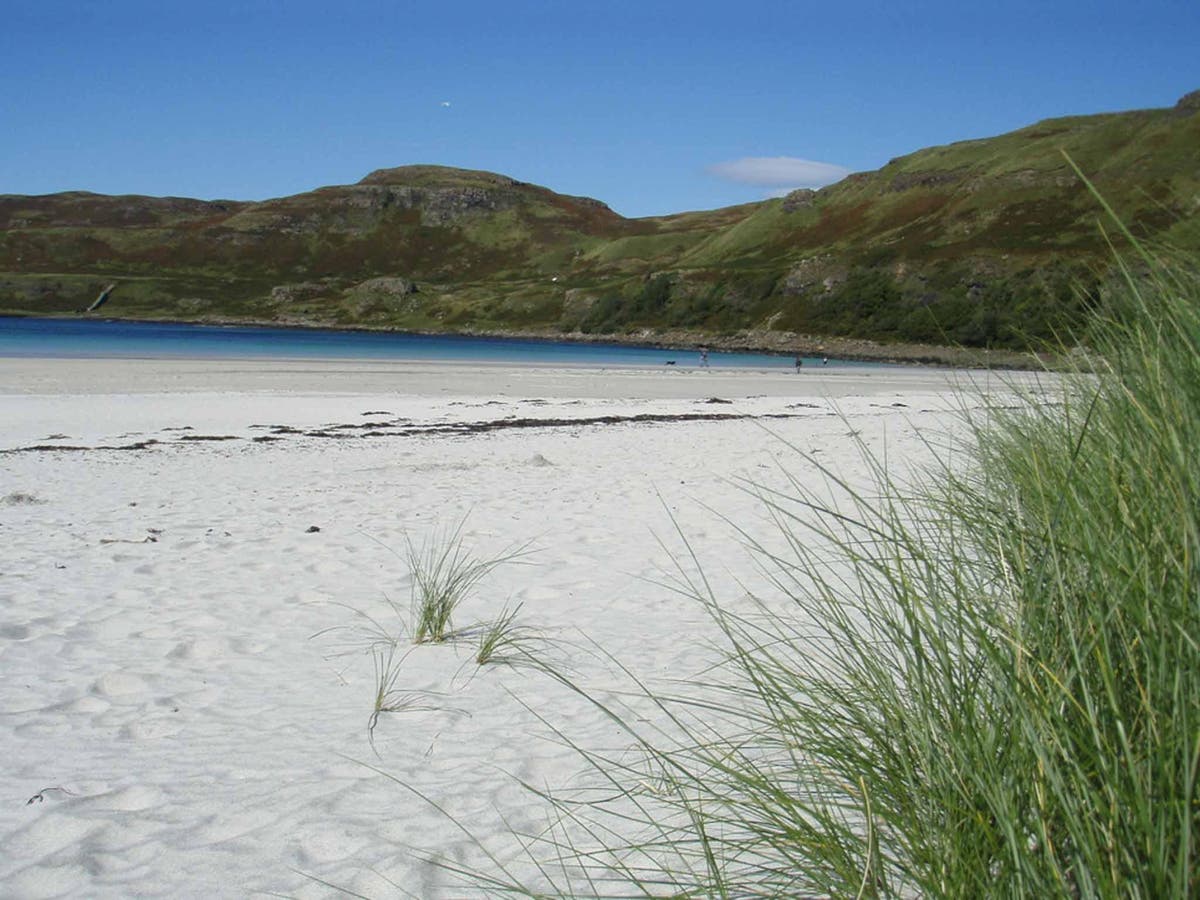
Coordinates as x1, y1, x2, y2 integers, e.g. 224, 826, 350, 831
0, 316, 880, 369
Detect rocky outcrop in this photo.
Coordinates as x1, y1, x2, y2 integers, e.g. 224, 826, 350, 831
1175, 89, 1200, 114
570, 195, 615, 212
354, 165, 614, 220
888, 170, 967, 192
782, 256, 843, 296
965, 168, 1078, 192
419, 187, 513, 225
558, 288, 597, 328
347, 276, 417, 298
781, 188, 816, 212
239, 183, 519, 231
270, 282, 329, 303
340, 277, 422, 316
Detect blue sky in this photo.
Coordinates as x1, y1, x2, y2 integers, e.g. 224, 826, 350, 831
3, 0, 1197, 217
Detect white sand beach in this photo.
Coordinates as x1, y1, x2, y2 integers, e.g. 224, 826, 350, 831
0, 357, 1041, 898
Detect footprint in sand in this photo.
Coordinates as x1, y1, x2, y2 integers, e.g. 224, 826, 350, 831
167, 636, 227, 662
60, 695, 110, 715
89, 819, 162, 858
90, 671, 151, 700
119, 718, 183, 741
89, 783, 166, 812
294, 825, 368, 865
517, 585, 560, 603
188, 809, 277, 847
306, 558, 350, 576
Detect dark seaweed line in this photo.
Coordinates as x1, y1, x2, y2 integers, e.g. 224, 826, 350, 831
363, 410, 799, 436
3, 439, 164, 453
2, 411, 815, 454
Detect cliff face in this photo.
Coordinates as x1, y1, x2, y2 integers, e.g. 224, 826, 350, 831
1, 95, 1197, 350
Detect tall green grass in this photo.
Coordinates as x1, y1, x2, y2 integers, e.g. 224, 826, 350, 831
442, 248, 1199, 896
406, 520, 531, 645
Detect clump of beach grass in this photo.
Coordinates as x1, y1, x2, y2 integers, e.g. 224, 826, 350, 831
365, 641, 460, 752
366, 643, 408, 741
406, 520, 531, 645
473, 602, 549, 668
430, 239, 1199, 895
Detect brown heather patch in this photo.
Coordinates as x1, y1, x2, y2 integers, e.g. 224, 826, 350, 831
788, 200, 874, 248
873, 192, 954, 231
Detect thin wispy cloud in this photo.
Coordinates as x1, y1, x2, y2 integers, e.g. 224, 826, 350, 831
707, 156, 850, 192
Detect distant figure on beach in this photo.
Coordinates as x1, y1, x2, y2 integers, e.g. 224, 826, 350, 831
699, 347, 709, 368
84, 283, 117, 313
822, 356, 829, 366
794, 355, 803, 372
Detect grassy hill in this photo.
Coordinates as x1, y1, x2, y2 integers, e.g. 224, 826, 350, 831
2, 91, 1197, 356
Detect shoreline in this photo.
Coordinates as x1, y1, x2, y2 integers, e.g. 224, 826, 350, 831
0, 311, 1051, 370
0, 354, 1031, 400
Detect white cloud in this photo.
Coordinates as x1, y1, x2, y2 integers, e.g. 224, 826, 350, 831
707, 156, 850, 190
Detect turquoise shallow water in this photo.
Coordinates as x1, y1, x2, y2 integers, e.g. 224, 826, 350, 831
0, 316, 883, 369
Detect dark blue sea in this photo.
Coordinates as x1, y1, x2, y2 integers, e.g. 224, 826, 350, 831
0, 316, 877, 369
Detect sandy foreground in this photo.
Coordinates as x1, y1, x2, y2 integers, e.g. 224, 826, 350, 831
0, 357, 1045, 898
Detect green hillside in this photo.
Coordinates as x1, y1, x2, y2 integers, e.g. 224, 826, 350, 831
2, 92, 1197, 358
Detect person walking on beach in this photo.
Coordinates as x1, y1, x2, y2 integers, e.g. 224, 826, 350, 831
699, 347, 710, 368
794, 355, 803, 372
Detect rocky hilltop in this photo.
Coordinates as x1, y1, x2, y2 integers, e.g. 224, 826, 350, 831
1, 92, 1197, 356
